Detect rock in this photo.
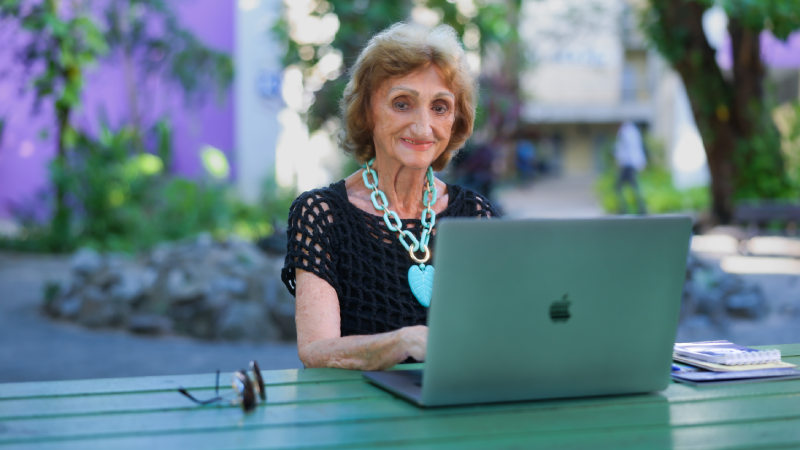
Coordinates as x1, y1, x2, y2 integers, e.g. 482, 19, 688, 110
269, 305, 296, 340
778, 303, 798, 317
77, 287, 120, 328
203, 292, 232, 312
58, 296, 83, 319
263, 258, 296, 339
680, 250, 772, 329
53, 235, 289, 342
232, 241, 268, 267
110, 270, 144, 304
211, 276, 248, 297
257, 231, 288, 256
92, 268, 122, 290
127, 314, 173, 335
71, 248, 104, 276
694, 291, 726, 323
196, 232, 213, 247
185, 312, 217, 339
141, 268, 159, 292
725, 286, 767, 319
681, 314, 714, 331
149, 243, 172, 267
217, 301, 279, 341
166, 269, 203, 303
267, 290, 296, 340
716, 272, 744, 296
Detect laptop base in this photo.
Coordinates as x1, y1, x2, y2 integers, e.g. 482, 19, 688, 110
363, 370, 423, 405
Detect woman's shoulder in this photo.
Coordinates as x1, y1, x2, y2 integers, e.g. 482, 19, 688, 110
290, 180, 349, 214
446, 184, 500, 218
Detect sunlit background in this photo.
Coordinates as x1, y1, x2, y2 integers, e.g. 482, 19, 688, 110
1, 0, 799, 382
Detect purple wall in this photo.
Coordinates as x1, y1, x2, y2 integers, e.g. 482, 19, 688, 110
718, 30, 800, 70
0, 0, 234, 219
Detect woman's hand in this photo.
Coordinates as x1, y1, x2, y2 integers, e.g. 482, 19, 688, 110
295, 269, 428, 370
394, 325, 428, 362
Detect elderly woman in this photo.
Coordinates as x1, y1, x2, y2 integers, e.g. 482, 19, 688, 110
282, 23, 498, 371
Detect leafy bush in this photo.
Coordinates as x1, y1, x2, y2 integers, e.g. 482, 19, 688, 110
774, 101, 800, 190
0, 122, 295, 254
595, 132, 710, 215
596, 168, 710, 214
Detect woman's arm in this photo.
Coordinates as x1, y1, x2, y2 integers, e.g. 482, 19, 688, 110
295, 269, 427, 370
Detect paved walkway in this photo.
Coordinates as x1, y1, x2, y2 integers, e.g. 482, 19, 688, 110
495, 174, 605, 219
0, 252, 302, 383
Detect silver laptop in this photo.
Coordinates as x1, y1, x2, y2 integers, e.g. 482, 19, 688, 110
364, 216, 692, 407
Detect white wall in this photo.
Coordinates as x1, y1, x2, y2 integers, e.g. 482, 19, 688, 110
235, 0, 284, 203
521, 0, 623, 105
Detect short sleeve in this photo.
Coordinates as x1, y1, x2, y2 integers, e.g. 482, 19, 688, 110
281, 191, 338, 296
464, 189, 500, 218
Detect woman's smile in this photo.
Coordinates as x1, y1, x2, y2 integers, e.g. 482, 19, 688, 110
399, 137, 435, 151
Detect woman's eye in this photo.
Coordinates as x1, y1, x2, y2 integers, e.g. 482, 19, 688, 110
433, 104, 449, 114
394, 101, 410, 110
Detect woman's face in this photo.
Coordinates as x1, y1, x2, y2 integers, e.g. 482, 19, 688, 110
370, 64, 456, 171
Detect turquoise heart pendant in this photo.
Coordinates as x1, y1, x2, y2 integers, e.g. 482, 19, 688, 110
408, 264, 435, 308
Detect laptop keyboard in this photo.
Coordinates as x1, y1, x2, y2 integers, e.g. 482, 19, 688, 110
406, 369, 423, 387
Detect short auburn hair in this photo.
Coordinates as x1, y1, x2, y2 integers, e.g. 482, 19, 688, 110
339, 22, 477, 171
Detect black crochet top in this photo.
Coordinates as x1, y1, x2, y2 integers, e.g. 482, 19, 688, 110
282, 179, 499, 337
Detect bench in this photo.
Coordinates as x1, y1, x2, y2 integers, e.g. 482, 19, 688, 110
734, 201, 800, 236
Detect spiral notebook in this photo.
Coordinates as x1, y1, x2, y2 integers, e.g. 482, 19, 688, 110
674, 341, 781, 366
671, 362, 800, 386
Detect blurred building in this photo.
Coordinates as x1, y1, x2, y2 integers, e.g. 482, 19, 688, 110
518, 0, 800, 188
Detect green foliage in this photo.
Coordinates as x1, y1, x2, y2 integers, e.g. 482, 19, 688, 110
641, 0, 730, 136
1, 122, 295, 254
596, 168, 710, 214
272, 0, 408, 132
1, 0, 109, 250
272, 0, 522, 136
733, 105, 795, 201
0, 0, 109, 110
774, 101, 800, 189
103, 0, 234, 104
720, 0, 800, 39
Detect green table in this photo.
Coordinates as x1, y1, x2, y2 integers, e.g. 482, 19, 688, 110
1, 344, 800, 449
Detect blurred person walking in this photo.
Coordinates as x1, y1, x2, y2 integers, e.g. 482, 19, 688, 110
614, 121, 647, 214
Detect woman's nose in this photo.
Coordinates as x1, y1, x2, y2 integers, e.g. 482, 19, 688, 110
410, 109, 433, 137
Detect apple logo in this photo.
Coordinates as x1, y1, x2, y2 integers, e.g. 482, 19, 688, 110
549, 294, 571, 323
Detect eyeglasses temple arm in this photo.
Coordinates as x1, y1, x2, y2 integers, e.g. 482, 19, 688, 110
177, 388, 223, 405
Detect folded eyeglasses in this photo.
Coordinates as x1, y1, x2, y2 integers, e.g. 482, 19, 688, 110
177, 360, 266, 413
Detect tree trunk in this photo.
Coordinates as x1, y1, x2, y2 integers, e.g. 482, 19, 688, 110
51, 105, 71, 252
649, 0, 737, 223
48, 0, 71, 252
729, 21, 763, 137
728, 19, 790, 201
645, 0, 790, 224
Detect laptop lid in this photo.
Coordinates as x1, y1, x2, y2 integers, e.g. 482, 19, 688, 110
420, 216, 692, 406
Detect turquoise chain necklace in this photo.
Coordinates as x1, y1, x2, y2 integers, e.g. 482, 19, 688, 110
362, 158, 436, 307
